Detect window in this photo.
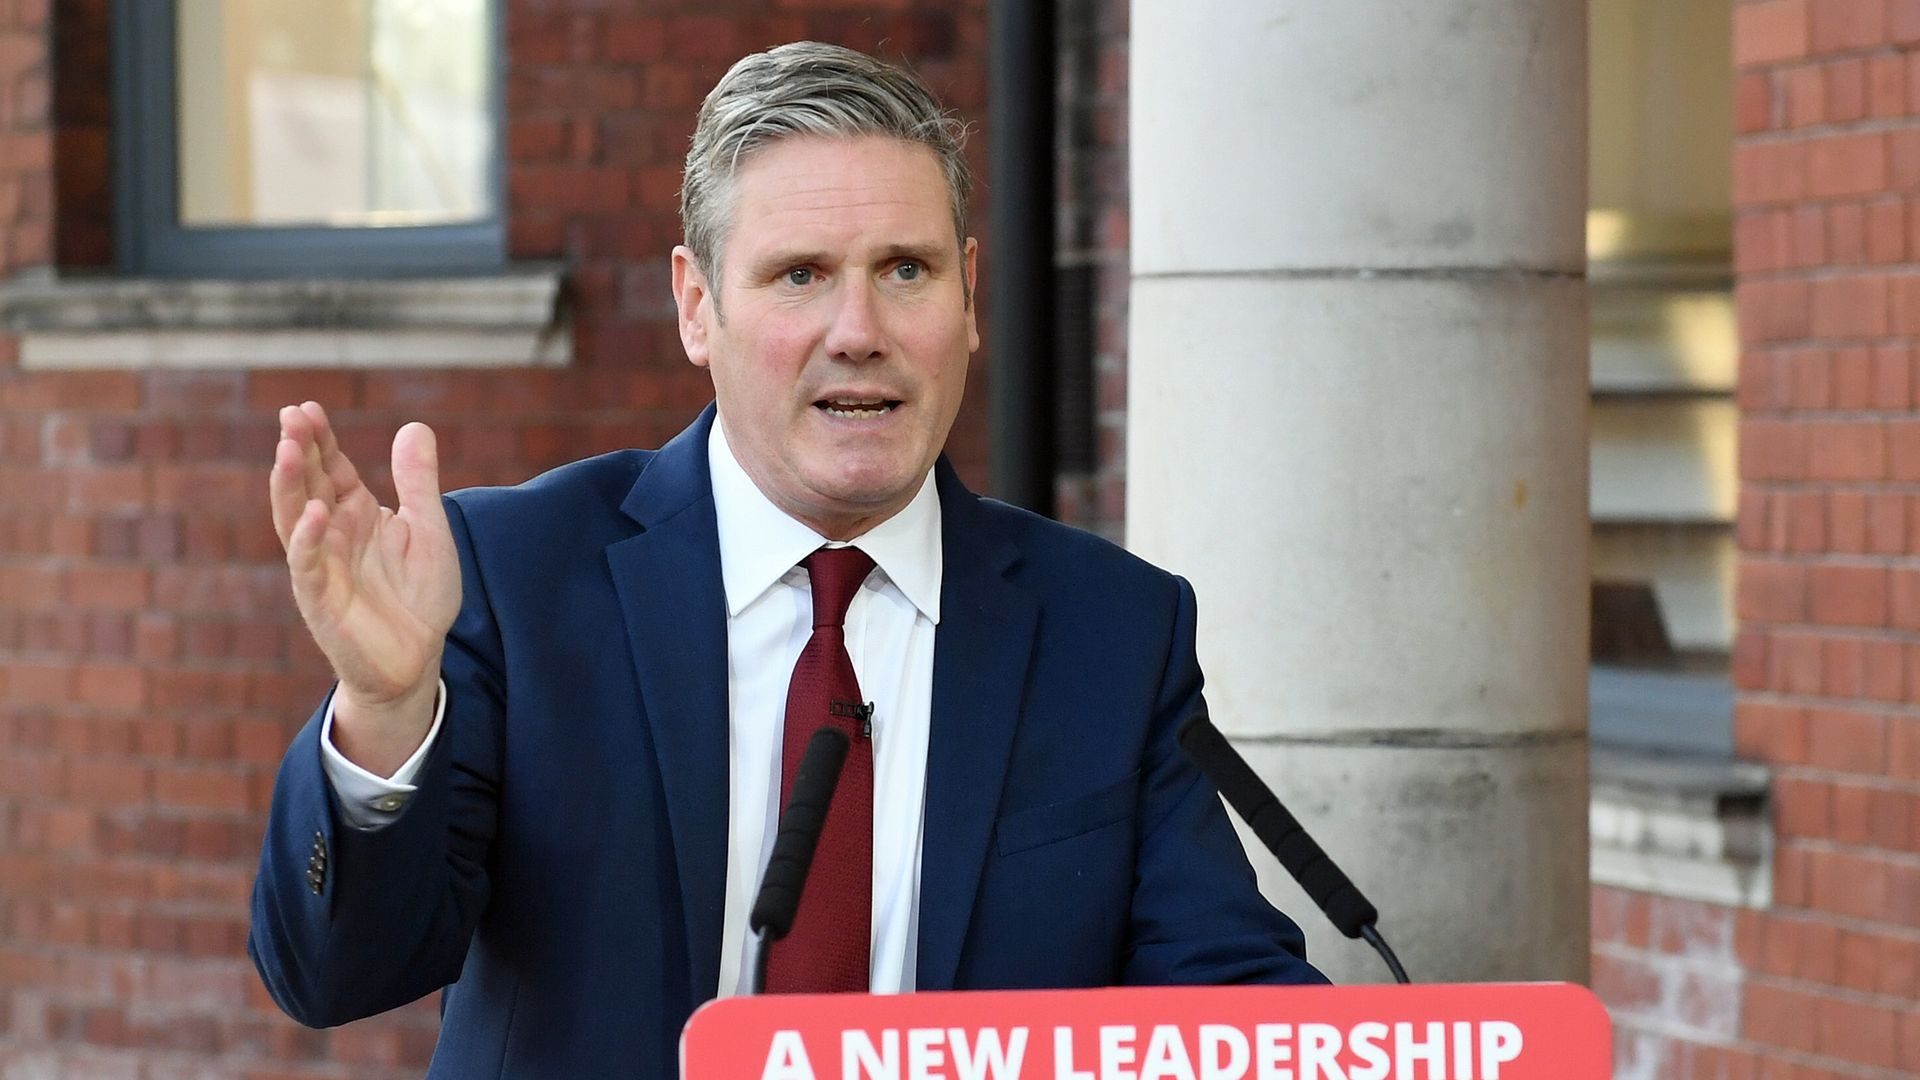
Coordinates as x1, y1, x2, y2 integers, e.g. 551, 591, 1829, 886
111, 0, 503, 277
1587, 0, 1738, 757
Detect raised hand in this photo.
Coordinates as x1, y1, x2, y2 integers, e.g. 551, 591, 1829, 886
269, 401, 461, 775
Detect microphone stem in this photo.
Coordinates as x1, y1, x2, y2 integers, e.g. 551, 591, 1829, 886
750, 927, 774, 996
1361, 924, 1410, 984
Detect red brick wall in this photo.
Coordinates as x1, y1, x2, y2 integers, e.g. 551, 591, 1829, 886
1591, 1, 1920, 1076
0, 3, 988, 1076
0, 0, 51, 276
1592, 889, 1757, 1077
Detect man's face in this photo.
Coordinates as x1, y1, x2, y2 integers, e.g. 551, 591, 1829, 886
672, 135, 978, 540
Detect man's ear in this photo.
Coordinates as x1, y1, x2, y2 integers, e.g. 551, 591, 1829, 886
672, 245, 714, 368
963, 236, 980, 353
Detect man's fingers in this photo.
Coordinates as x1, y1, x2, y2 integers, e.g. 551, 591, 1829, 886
302, 400, 366, 500
391, 422, 449, 528
268, 436, 313, 549
303, 400, 337, 455
284, 497, 331, 586
278, 403, 340, 509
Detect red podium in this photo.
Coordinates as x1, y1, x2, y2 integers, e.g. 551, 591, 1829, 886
681, 982, 1611, 1079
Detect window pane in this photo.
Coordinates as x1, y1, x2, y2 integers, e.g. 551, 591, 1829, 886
1593, 527, 1737, 653
1591, 397, 1737, 531
1585, 0, 1736, 711
176, 0, 492, 229
1588, 0, 1731, 245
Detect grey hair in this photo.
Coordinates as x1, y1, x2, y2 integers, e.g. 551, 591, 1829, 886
680, 41, 973, 295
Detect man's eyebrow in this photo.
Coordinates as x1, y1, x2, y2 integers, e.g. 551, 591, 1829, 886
745, 249, 830, 277
745, 243, 953, 278
877, 243, 949, 264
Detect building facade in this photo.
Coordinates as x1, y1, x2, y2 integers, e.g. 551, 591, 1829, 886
0, 1, 1913, 1077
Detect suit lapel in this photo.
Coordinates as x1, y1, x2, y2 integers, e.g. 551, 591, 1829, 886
604, 406, 730, 1002
917, 461, 1038, 991
601, 423, 1039, 996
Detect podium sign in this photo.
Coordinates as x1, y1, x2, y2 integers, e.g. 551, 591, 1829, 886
682, 983, 1610, 1079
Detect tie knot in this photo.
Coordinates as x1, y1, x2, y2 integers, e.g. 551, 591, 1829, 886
803, 546, 875, 629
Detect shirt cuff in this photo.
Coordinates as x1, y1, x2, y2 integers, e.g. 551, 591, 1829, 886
319, 678, 448, 831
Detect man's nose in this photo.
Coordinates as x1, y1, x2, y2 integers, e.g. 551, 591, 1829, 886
823, 278, 886, 363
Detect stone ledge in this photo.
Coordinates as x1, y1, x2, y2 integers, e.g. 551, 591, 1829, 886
1590, 745, 1772, 909
0, 267, 572, 369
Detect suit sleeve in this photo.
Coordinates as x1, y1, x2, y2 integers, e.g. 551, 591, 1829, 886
1121, 575, 1331, 986
248, 497, 508, 1027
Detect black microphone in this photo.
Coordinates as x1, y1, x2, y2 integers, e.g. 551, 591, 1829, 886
1177, 712, 1409, 983
746, 727, 851, 993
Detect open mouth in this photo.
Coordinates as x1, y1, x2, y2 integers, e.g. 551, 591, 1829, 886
814, 397, 902, 419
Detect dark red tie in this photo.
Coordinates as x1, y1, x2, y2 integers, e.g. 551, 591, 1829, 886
764, 546, 876, 993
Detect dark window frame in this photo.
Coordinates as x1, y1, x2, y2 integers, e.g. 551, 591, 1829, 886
110, 0, 506, 278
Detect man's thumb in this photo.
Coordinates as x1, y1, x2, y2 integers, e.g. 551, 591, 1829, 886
392, 422, 446, 520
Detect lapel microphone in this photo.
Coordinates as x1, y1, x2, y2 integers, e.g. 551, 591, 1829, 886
830, 699, 877, 738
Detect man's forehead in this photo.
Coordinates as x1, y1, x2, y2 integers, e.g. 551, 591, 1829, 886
737, 131, 943, 173
732, 135, 946, 205
723, 135, 955, 258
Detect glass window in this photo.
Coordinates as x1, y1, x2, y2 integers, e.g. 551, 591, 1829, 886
114, 0, 502, 276
176, 0, 492, 229
1587, 0, 1738, 756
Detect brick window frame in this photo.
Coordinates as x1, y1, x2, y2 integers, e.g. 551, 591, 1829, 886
0, 0, 567, 371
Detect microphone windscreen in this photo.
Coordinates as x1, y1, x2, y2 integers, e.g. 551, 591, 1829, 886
1178, 713, 1282, 827
1177, 712, 1380, 939
748, 728, 851, 940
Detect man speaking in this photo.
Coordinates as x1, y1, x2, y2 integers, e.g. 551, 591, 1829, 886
250, 41, 1325, 1078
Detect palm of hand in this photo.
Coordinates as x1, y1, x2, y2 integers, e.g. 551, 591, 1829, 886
271, 403, 461, 708
305, 480, 461, 705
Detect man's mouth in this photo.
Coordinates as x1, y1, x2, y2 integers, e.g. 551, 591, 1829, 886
814, 396, 902, 419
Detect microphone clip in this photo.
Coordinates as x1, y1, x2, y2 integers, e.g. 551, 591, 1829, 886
830, 699, 876, 738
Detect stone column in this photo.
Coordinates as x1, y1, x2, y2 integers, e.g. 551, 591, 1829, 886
1127, 0, 1590, 983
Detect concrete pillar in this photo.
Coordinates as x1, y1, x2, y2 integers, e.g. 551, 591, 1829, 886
1127, 0, 1590, 983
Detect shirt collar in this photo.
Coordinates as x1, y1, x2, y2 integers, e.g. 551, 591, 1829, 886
707, 416, 942, 624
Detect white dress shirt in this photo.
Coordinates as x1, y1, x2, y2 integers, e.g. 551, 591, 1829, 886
319, 416, 942, 998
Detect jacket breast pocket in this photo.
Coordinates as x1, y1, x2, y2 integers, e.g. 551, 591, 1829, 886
993, 771, 1139, 857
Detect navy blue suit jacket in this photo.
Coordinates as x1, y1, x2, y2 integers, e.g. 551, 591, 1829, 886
249, 406, 1324, 1077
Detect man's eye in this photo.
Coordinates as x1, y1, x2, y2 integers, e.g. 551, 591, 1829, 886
786, 267, 814, 286
894, 261, 922, 281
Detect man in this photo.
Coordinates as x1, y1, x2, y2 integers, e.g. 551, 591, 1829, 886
251, 41, 1324, 1078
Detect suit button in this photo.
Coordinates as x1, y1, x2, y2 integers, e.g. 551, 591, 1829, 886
307, 869, 325, 894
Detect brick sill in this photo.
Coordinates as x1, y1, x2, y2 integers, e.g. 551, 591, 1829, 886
1590, 745, 1772, 909
0, 266, 571, 369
